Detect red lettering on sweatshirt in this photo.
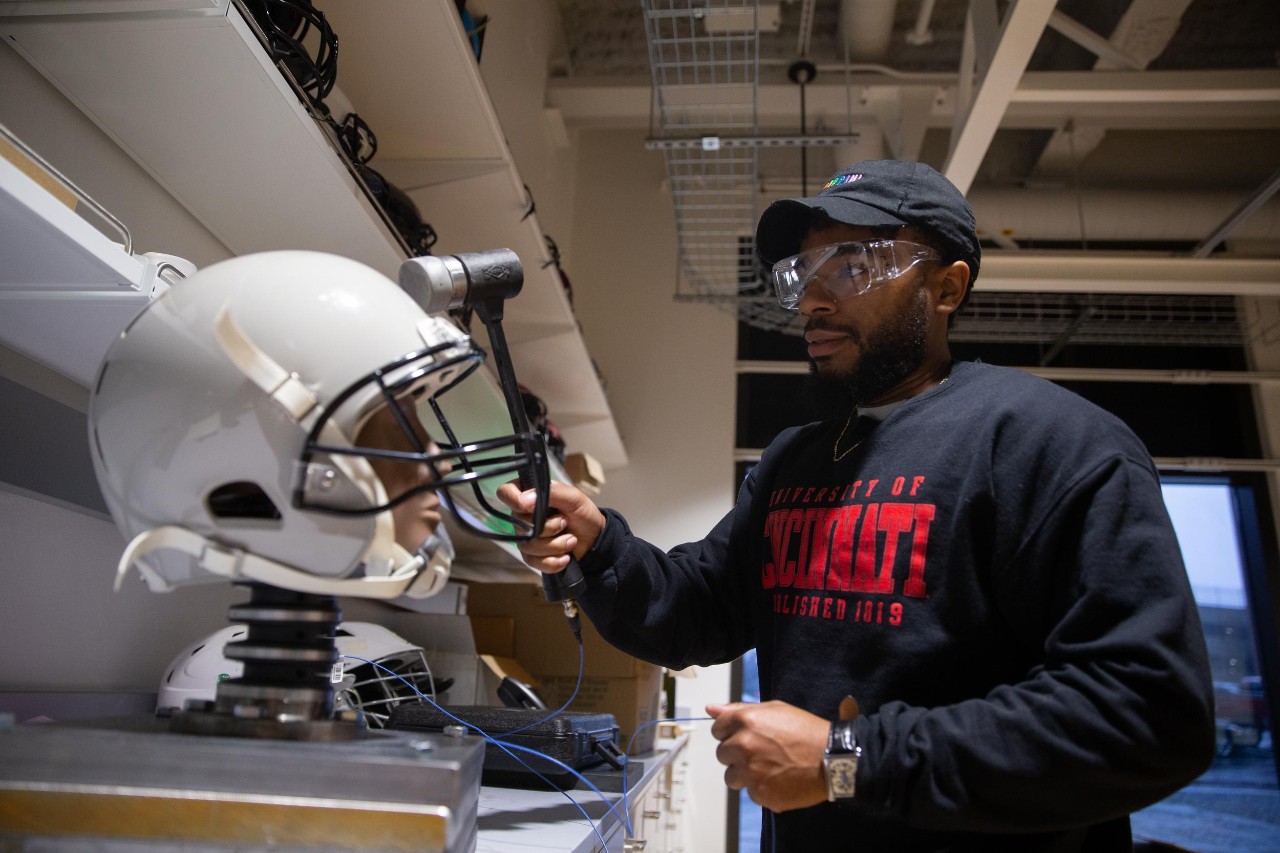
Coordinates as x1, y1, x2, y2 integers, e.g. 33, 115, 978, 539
762, 501, 934, 600
772, 593, 849, 620
904, 503, 935, 598
823, 505, 861, 592
771, 594, 902, 624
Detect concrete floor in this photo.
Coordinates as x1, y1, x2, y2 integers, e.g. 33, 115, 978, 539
1132, 738, 1280, 853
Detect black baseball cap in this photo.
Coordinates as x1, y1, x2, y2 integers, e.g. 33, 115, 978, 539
755, 159, 980, 287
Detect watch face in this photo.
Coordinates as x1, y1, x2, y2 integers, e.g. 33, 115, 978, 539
826, 755, 858, 798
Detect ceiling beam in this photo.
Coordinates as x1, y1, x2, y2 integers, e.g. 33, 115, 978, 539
1010, 68, 1280, 104
944, 0, 1058, 193
705, 255, 1280, 300
1045, 10, 1142, 70
1033, 0, 1192, 177
549, 70, 1280, 131
1194, 167, 1280, 258
978, 254, 1280, 296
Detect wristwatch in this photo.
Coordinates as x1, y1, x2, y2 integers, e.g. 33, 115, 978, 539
823, 696, 862, 802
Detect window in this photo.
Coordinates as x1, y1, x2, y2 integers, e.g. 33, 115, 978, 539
1132, 475, 1280, 849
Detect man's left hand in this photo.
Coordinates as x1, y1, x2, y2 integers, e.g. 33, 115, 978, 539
706, 700, 830, 811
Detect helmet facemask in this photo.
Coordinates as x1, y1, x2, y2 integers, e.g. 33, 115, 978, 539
295, 335, 551, 545
332, 636, 437, 729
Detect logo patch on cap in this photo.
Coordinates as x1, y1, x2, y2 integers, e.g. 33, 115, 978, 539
822, 173, 862, 191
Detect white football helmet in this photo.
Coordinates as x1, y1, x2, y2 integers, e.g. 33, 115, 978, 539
158, 622, 436, 728
90, 251, 549, 600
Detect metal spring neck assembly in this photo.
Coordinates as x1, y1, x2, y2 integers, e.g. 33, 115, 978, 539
168, 583, 365, 741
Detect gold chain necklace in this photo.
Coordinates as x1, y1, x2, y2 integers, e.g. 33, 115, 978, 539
832, 373, 951, 462
831, 409, 868, 461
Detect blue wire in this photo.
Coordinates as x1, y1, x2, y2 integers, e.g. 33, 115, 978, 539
345, 654, 718, 846
494, 741, 632, 836
617, 714, 713, 840
343, 652, 627, 844
499, 641, 585, 736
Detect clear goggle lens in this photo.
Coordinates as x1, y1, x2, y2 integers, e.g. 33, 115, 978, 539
771, 240, 940, 310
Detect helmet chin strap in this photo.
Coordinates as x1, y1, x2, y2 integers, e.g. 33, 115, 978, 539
400, 526, 454, 600
114, 525, 425, 599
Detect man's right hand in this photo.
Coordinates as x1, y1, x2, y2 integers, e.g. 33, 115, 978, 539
496, 481, 607, 574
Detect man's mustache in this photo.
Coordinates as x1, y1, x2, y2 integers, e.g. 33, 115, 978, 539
804, 318, 861, 344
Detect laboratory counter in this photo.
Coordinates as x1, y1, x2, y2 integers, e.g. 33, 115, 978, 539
477, 729, 691, 853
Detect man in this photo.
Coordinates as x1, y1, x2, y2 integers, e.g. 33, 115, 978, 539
499, 160, 1214, 851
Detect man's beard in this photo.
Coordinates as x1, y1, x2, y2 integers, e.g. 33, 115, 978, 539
802, 283, 931, 419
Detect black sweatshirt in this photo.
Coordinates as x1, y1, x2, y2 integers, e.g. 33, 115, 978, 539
576, 360, 1215, 852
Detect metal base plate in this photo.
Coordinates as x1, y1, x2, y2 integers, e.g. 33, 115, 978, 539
0, 715, 483, 852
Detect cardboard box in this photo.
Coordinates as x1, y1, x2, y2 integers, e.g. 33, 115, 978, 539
381, 614, 532, 709
469, 616, 516, 664
466, 583, 664, 753
384, 614, 492, 706
564, 452, 605, 495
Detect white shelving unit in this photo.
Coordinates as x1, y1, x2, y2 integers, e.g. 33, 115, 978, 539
0, 0, 627, 577
0, 143, 160, 388
0, 2, 405, 273
313, 0, 624, 469
0, 0, 625, 467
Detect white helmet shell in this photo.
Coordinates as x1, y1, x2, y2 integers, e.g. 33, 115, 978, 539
89, 251, 542, 598
156, 624, 248, 713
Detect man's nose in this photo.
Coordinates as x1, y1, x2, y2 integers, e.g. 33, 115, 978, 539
797, 280, 836, 316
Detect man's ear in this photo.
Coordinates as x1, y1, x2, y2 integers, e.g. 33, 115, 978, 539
933, 261, 970, 317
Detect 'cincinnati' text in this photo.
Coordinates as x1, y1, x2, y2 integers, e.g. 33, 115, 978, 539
762, 501, 935, 598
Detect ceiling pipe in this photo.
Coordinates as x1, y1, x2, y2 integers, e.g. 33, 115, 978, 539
904, 0, 938, 47
839, 0, 899, 64
829, 0, 899, 166
967, 188, 1280, 244
788, 60, 819, 194
796, 0, 817, 58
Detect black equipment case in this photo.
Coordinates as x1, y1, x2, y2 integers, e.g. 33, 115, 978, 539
388, 705, 626, 788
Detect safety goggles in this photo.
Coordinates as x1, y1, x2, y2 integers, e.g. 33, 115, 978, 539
771, 240, 940, 310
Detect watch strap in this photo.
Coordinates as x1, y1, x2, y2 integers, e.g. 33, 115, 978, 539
824, 716, 862, 801
828, 717, 858, 754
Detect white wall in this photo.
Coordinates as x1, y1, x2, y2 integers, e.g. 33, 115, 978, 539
570, 127, 739, 853
473, 10, 741, 846
0, 40, 242, 701
0, 485, 238, 694
476, 0, 578, 255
